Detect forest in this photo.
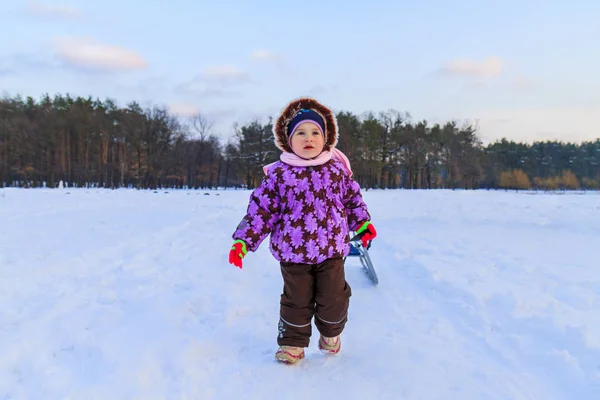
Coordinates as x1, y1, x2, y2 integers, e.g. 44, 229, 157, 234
1, 93, 598, 190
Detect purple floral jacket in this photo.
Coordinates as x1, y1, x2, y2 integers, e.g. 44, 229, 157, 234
232, 159, 371, 264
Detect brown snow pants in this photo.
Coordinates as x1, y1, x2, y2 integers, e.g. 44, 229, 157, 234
277, 257, 352, 348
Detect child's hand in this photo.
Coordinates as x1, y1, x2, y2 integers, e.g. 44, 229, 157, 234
229, 240, 247, 269
357, 222, 377, 248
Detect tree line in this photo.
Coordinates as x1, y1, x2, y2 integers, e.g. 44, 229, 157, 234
1, 93, 598, 190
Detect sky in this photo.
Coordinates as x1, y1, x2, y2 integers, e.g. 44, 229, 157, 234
0, 0, 599, 145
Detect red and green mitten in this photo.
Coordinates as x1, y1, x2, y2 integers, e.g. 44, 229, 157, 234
229, 240, 248, 269
356, 221, 376, 248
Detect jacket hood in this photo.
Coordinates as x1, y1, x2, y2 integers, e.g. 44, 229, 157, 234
273, 97, 338, 153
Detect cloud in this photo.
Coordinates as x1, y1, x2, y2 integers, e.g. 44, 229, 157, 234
512, 76, 541, 91
26, 1, 83, 19
0, 68, 16, 77
174, 84, 244, 99
52, 37, 147, 72
251, 49, 279, 62
201, 65, 251, 84
0, 53, 60, 73
250, 49, 297, 77
440, 57, 505, 78
174, 65, 251, 98
168, 102, 200, 117
304, 84, 339, 96
475, 106, 600, 144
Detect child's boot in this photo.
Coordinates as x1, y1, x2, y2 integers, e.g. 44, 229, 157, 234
275, 346, 305, 364
318, 335, 341, 354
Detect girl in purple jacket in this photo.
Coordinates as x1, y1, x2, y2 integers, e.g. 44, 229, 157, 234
229, 97, 377, 364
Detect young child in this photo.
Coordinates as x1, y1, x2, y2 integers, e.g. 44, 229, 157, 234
228, 97, 376, 364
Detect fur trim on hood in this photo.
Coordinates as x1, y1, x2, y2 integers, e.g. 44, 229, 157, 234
273, 97, 338, 153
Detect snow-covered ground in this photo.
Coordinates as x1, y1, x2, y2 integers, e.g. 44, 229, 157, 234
1, 187, 599, 399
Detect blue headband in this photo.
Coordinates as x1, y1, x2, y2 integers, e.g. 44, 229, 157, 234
287, 109, 325, 137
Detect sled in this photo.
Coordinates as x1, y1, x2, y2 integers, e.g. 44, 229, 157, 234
345, 232, 378, 285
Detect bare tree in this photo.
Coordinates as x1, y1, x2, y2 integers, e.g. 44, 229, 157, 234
0, 91, 597, 190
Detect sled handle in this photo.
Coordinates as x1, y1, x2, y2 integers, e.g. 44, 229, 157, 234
349, 232, 372, 250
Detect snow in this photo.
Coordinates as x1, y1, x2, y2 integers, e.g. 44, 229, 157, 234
1, 187, 599, 399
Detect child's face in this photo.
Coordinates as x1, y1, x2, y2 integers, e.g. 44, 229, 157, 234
290, 122, 325, 159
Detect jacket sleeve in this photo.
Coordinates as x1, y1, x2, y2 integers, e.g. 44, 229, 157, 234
342, 175, 371, 232
232, 171, 281, 252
